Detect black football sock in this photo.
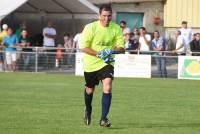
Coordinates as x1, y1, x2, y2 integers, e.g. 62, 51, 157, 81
101, 93, 112, 120
84, 89, 93, 114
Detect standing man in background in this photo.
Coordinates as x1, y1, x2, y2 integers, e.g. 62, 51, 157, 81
43, 20, 57, 68
3, 28, 18, 72
72, 29, 82, 52
80, 4, 124, 127
43, 20, 57, 48
138, 27, 151, 54
120, 20, 130, 36
179, 21, 193, 53
174, 30, 185, 55
151, 31, 167, 78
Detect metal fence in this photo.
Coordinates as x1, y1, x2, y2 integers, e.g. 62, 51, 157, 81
0, 47, 199, 78
0, 47, 75, 74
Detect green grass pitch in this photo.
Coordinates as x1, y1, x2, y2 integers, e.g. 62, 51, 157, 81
0, 73, 200, 134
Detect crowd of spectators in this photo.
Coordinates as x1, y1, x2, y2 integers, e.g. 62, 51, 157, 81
119, 20, 200, 78
0, 19, 199, 74
0, 20, 81, 72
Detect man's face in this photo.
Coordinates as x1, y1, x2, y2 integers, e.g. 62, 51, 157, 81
120, 23, 126, 29
47, 21, 53, 27
154, 32, 160, 39
140, 29, 146, 35
133, 29, 139, 35
64, 36, 69, 41
124, 33, 130, 41
21, 31, 27, 37
182, 23, 187, 28
196, 34, 200, 41
99, 10, 112, 27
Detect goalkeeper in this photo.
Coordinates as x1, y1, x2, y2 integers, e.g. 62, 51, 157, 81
80, 4, 125, 127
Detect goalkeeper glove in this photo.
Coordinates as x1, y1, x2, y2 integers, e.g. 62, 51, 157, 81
96, 49, 116, 59
104, 56, 115, 63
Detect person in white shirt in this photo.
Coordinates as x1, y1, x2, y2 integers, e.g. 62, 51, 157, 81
72, 32, 82, 52
174, 30, 185, 55
138, 27, 151, 54
43, 20, 57, 47
63, 33, 74, 67
64, 33, 73, 50
120, 20, 131, 36
179, 21, 193, 50
42, 20, 57, 68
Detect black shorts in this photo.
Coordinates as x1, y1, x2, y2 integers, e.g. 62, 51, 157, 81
84, 65, 114, 88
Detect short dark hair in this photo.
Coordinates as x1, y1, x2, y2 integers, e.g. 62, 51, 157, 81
182, 21, 187, 24
120, 20, 126, 25
154, 30, 160, 34
64, 33, 70, 37
139, 27, 146, 31
195, 33, 200, 36
99, 4, 112, 14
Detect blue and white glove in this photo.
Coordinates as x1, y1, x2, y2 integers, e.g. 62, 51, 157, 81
104, 56, 115, 63
96, 49, 116, 59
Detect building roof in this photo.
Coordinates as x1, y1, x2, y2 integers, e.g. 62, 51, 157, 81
0, 0, 99, 20
88, 0, 165, 4
16, 0, 98, 14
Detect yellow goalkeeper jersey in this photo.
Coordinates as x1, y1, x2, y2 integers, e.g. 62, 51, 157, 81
80, 20, 124, 72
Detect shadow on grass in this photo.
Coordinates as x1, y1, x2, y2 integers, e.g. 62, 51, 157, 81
107, 127, 125, 130
123, 123, 200, 128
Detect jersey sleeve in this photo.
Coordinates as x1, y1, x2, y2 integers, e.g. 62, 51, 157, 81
113, 26, 125, 48
80, 24, 93, 49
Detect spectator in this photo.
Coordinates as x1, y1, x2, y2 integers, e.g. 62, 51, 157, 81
43, 20, 57, 48
72, 31, 82, 52
15, 21, 27, 39
152, 31, 167, 78
138, 27, 151, 54
190, 33, 200, 56
18, 30, 31, 70
131, 28, 140, 41
174, 30, 185, 55
124, 28, 138, 54
63, 33, 74, 67
63, 33, 72, 51
120, 20, 130, 35
3, 28, 18, 72
43, 20, 57, 68
131, 28, 140, 52
179, 21, 193, 52
0, 24, 8, 71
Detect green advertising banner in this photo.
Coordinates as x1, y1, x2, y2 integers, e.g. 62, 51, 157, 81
178, 56, 200, 80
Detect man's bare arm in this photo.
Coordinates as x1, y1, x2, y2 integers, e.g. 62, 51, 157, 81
81, 48, 97, 57
45, 34, 56, 39
81, 47, 125, 57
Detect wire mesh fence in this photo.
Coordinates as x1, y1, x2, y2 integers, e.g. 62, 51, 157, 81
0, 47, 75, 73
0, 47, 199, 78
